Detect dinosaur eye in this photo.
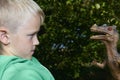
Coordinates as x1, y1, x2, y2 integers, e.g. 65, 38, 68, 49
107, 27, 113, 31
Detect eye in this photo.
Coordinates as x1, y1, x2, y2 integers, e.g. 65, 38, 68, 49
107, 27, 113, 31
29, 33, 34, 36
27, 32, 39, 40
27, 34, 35, 39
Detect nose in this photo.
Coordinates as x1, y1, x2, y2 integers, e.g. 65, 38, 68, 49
33, 35, 39, 45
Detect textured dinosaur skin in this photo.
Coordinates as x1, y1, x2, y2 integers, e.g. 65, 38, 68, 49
90, 24, 120, 80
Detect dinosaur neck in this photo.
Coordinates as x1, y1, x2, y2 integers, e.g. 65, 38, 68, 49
103, 41, 118, 60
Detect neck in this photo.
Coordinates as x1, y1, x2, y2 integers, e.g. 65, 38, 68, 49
1, 45, 16, 56
103, 41, 119, 60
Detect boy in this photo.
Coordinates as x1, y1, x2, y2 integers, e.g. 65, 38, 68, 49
0, 0, 55, 80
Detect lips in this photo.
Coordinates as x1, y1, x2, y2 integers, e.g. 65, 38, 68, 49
31, 47, 35, 54
31, 50, 35, 54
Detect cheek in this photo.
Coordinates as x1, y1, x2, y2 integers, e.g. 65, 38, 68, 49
15, 40, 32, 53
14, 37, 32, 49
27, 38, 34, 44
13, 35, 34, 48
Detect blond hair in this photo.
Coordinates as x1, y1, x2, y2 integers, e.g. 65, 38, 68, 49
0, 0, 45, 32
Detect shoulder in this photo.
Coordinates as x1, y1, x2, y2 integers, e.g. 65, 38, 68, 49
1, 56, 55, 80
1, 57, 43, 80
2, 67, 43, 80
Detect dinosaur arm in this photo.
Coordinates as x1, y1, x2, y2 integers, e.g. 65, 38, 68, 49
91, 60, 106, 69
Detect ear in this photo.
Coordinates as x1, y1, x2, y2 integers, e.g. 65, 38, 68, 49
0, 29, 10, 45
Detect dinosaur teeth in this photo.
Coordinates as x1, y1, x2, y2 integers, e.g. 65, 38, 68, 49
90, 35, 106, 40
106, 34, 111, 37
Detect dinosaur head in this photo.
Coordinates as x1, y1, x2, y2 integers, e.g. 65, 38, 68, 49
90, 24, 119, 43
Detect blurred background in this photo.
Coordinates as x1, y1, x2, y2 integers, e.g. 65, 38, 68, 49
34, 0, 120, 80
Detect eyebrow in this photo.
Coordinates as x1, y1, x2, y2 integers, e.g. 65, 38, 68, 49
27, 29, 39, 35
33, 27, 41, 34
32, 30, 39, 35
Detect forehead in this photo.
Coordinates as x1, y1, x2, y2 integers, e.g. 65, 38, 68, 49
17, 14, 41, 33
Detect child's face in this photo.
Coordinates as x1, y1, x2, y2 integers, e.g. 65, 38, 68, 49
9, 14, 41, 59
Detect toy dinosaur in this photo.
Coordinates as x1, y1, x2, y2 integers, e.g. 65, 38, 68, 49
90, 24, 120, 80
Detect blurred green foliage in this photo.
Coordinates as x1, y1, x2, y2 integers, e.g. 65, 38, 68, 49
34, 0, 120, 80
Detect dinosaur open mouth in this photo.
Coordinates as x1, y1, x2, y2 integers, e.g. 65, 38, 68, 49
90, 29, 109, 40
92, 31, 106, 35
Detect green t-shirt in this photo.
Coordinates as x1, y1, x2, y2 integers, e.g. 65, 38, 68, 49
0, 55, 55, 80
